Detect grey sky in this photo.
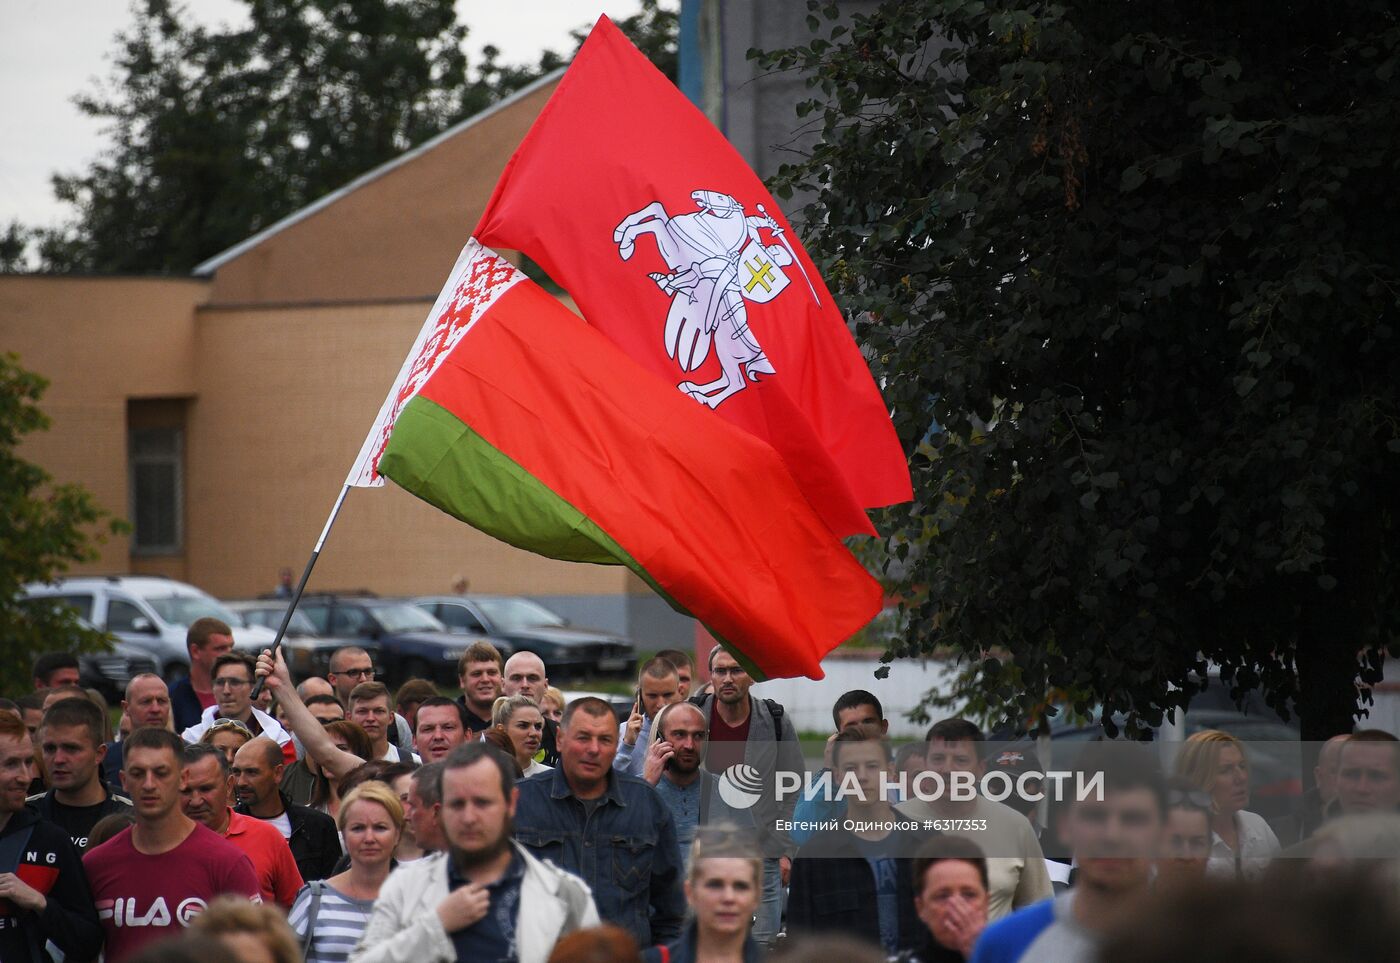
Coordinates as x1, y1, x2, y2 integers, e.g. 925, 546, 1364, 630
0, 1, 654, 231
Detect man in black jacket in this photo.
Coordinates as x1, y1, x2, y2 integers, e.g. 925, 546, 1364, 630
787, 729, 928, 955
28, 698, 132, 849
231, 736, 340, 881
0, 712, 104, 963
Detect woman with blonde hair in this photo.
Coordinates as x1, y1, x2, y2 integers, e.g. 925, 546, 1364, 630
190, 895, 300, 963
1174, 729, 1281, 878
288, 782, 403, 963
200, 718, 253, 766
642, 825, 763, 963
493, 694, 553, 777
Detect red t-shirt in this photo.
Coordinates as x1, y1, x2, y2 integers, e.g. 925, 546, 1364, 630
195, 688, 216, 710
706, 701, 752, 774
83, 822, 261, 963
223, 811, 304, 908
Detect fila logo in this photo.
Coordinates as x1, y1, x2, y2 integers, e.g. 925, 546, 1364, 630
96, 897, 207, 927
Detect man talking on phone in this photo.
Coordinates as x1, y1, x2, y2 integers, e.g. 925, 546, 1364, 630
613, 657, 683, 777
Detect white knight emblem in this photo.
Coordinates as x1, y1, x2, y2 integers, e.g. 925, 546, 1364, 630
613, 189, 818, 409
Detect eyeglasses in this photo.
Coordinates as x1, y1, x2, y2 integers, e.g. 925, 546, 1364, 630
212, 677, 251, 689
1167, 788, 1214, 811
336, 667, 374, 678
711, 667, 747, 679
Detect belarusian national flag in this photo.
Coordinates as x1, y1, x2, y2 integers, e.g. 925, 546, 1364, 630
347, 240, 881, 680
474, 16, 910, 539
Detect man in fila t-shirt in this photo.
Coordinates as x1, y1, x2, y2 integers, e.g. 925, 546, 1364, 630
83, 727, 260, 963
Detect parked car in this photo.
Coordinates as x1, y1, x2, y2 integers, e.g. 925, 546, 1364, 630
224, 600, 377, 683
560, 690, 635, 724
296, 594, 480, 688
413, 595, 637, 681
24, 576, 277, 682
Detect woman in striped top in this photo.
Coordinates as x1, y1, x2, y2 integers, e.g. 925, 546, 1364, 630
289, 782, 404, 963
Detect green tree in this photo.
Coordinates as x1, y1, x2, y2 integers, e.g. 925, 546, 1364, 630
763, 1, 1400, 739
31, 0, 678, 275
0, 355, 123, 698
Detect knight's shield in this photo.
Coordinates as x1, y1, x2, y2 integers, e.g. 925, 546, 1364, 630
736, 242, 790, 303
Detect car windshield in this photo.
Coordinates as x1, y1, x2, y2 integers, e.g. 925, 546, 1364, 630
369, 603, 445, 633
145, 595, 241, 627
475, 597, 567, 631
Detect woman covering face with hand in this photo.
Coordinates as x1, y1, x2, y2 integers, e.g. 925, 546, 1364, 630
894, 836, 991, 962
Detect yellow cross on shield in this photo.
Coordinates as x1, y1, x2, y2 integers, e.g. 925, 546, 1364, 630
737, 242, 790, 304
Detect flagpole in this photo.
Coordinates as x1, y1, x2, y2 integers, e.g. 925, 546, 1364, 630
250, 483, 352, 700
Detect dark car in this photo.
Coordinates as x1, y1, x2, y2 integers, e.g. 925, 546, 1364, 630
297, 595, 490, 687
79, 638, 159, 702
224, 600, 379, 683
413, 595, 636, 681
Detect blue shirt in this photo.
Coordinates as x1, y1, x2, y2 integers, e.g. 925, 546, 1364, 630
514, 767, 685, 946
653, 771, 755, 873
445, 848, 526, 963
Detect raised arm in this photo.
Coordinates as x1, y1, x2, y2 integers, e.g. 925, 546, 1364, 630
255, 648, 364, 780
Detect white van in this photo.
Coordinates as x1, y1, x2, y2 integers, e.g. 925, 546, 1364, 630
25, 575, 276, 682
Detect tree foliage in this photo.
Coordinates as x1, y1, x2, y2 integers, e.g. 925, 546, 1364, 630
763, 0, 1400, 738
32, 0, 677, 275
0, 355, 122, 698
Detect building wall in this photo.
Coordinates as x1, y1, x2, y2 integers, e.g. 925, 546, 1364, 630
0, 276, 205, 577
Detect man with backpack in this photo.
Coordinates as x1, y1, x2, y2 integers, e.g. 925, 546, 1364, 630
690, 645, 805, 947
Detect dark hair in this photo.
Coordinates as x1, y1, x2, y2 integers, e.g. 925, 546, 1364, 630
0, 698, 18, 716
379, 760, 418, 782
440, 741, 516, 803
894, 742, 925, 767
394, 678, 438, 709
415, 696, 471, 732
831, 727, 892, 769
187, 617, 233, 653
413, 761, 445, 807
16, 692, 46, 712
304, 693, 344, 711
87, 811, 136, 851
182, 741, 229, 776
832, 689, 883, 729
338, 760, 396, 798
925, 718, 984, 747
40, 696, 104, 747
211, 652, 255, 683
323, 720, 374, 761
655, 648, 694, 671
127, 932, 241, 963
561, 696, 614, 730
124, 727, 186, 765
912, 835, 990, 893
328, 646, 371, 674
456, 641, 504, 675
348, 680, 392, 708
32, 652, 79, 685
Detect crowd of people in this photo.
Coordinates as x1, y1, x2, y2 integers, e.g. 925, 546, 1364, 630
2, 616, 1399, 963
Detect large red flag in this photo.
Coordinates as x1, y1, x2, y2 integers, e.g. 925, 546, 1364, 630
474, 16, 911, 538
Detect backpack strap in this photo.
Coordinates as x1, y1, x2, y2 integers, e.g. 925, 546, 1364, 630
763, 699, 787, 738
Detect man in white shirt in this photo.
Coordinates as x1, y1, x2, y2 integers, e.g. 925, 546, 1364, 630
895, 719, 1053, 920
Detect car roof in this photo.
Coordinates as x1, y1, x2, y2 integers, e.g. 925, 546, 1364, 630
26, 575, 208, 596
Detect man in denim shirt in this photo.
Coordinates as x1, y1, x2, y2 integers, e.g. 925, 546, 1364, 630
514, 697, 685, 947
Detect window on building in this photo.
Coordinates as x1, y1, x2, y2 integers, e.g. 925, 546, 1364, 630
129, 427, 183, 554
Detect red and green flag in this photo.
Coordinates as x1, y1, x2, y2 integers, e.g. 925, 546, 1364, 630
347, 241, 881, 680
474, 17, 911, 539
